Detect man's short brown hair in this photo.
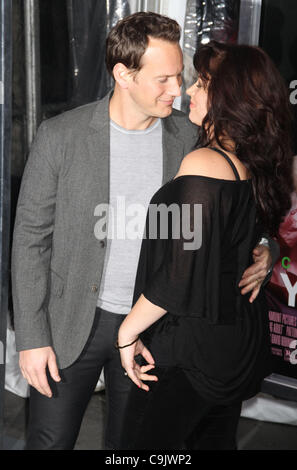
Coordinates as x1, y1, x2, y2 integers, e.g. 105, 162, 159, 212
106, 12, 181, 76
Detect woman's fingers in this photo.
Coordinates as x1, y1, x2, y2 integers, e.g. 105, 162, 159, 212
141, 345, 155, 365
132, 339, 155, 366
140, 364, 156, 373
120, 351, 149, 390
119, 342, 158, 391
135, 363, 158, 382
124, 363, 158, 391
125, 365, 144, 388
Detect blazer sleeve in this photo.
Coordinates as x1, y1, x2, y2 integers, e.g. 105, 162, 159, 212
256, 234, 280, 287
11, 121, 59, 351
267, 237, 280, 265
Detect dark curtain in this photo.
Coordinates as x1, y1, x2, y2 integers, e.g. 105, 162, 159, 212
67, 0, 130, 107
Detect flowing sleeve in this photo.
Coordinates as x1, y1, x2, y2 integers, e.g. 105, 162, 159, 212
142, 176, 223, 321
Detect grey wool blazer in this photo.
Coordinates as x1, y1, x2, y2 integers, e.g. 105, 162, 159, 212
11, 92, 198, 369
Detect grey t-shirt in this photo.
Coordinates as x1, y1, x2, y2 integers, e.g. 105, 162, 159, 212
96, 118, 163, 314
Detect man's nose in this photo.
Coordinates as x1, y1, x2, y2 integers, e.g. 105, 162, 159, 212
167, 77, 182, 97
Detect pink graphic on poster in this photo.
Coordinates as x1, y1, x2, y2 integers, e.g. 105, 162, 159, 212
265, 156, 297, 377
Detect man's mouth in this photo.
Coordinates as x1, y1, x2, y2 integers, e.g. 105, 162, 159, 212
159, 99, 174, 105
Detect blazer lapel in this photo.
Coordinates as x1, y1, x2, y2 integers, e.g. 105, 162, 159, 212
86, 92, 111, 206
162, 116, 184, 185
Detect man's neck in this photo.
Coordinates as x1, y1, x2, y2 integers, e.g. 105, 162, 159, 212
109, 89, 157, 131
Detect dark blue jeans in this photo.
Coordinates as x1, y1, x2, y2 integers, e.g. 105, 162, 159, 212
25, 307, 132, 450
119, 366, 242, 450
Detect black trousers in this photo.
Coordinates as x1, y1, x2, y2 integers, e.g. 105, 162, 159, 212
119, 366, 242, 450
25, 307, 132, 450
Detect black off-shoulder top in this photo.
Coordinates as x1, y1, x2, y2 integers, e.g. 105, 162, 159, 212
132, 148, 272, 404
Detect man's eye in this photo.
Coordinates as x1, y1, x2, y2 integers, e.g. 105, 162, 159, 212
158, 78, 168, 83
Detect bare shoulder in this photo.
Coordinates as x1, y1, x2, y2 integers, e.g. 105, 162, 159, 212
175, 148, 249, 181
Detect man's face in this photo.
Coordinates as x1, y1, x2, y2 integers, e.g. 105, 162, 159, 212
126, 38, 183, 119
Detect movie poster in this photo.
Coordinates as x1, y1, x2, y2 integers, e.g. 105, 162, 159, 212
265, 156, 297, 377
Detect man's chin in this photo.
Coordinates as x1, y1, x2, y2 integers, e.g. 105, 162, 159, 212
158, 106, 174, 117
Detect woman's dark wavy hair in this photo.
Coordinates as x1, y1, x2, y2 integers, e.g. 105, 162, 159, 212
193, 41, 294, 236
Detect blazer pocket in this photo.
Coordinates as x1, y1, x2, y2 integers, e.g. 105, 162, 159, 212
50, 269, 64, 297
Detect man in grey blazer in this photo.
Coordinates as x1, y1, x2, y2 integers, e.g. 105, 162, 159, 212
12, 12, 276, 450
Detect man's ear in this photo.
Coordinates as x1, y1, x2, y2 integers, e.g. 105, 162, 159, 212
113, 63, 134, 89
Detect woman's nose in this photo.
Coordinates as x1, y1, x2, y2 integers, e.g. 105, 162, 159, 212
186, 84, 195, 96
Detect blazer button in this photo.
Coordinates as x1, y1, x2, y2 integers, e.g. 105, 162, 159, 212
91, 284, 98, 293
100, 240, 106, 248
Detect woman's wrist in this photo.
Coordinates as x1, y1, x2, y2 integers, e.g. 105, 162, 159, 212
115, 336, 139, 349
118, 324, 139, 345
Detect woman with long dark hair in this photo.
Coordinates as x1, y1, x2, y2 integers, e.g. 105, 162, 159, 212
117, 41, 294, 450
